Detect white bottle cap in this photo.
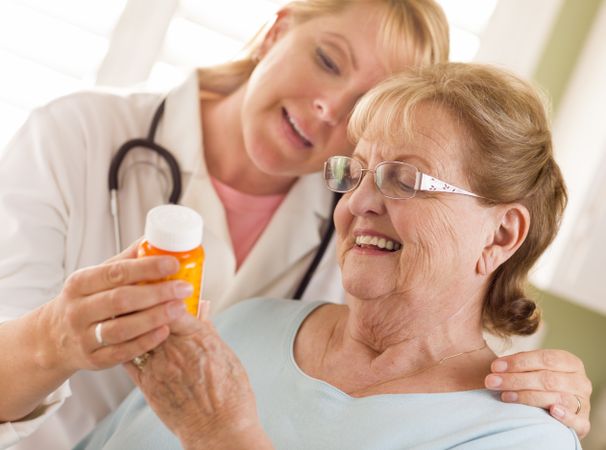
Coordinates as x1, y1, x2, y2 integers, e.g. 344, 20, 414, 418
144, 205, 203, 252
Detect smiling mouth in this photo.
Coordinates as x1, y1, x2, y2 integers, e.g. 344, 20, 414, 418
282, 108, 313, 147
355, 235, 402, 252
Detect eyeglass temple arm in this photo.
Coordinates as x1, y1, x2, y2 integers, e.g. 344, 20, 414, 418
416, 173, 481, 198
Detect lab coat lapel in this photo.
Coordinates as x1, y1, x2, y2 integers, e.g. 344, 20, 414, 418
160, 71, 203, 173
156, 71, 237, 307
221, 173, 332, 309
158, 70, 232, 248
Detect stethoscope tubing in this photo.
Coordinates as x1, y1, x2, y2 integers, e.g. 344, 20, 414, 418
108, 99, 181, 253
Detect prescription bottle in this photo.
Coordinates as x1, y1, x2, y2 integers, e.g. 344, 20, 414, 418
138, 204, 205, 317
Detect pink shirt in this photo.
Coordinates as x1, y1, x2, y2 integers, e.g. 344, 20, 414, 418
211, 177, 286, 269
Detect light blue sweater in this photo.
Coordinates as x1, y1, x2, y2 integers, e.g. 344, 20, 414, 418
76, 299, 581, 450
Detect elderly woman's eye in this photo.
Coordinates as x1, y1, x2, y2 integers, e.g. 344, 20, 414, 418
315, 48, 340, 75
397, 179, 413, 190
393, 171, 415, 193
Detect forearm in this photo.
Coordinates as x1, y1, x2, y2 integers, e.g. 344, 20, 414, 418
0, 305, 73, 422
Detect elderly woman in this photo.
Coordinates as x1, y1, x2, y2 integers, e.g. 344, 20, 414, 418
76, 63, 581, 450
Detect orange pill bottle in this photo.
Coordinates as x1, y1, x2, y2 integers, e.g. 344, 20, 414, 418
138, 204, 205, 317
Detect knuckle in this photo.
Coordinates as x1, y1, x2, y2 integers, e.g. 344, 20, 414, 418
106, 262, 126, 285
541, 371, 560, 392
200, 322, 218, 339
64, 270, 84, 295
509, 352, 530, 371
231, 359, 247, 378
63, 304, 79, 328
541, 350, 559, 369
108, 289, 128, 313
585, 379, 593, 396
571, 352, 585, 371
508, 375, 524, 390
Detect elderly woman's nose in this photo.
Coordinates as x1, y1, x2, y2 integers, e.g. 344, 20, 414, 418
347, 171, 385, 215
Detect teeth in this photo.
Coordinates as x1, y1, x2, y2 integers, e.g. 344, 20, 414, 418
355, 235, 401, 251
287, 115, 311, 143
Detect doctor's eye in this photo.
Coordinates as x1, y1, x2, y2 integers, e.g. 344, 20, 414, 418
315, 48, 340, 75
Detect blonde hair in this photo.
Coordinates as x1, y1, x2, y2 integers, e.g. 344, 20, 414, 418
349, 63, 567, 336
197, 0, 449, 94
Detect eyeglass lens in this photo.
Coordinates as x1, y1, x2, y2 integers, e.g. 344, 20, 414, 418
324, 157, 417, 199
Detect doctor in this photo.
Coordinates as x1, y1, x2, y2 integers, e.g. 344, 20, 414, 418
0, 1, 592, 449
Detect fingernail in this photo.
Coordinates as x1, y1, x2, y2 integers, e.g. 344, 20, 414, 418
198, 300, 210, 320
161, 257, 179, 274
552, 405, 566, 419
174, 282, 194, 298
492, 360, 508, 372
168, 301, 186, 319
485, 375, 503, 388
501, 391, 518, 402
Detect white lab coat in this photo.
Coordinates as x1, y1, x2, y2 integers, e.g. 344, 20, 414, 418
0, 72, 342, 449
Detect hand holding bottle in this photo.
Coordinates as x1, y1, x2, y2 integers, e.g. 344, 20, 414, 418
38, 239, 192, 374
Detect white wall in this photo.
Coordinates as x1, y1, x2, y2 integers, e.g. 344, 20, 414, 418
473, 0, 564, 77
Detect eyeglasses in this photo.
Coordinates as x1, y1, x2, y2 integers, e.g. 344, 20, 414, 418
323, 156, 484, 200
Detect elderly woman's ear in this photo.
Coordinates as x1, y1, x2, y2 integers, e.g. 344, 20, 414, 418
476, 204, 530, 276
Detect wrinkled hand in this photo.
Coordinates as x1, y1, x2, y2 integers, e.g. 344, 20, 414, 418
124, 311, 272, 450
485, 349, 592, 438
38, 240, 190, 374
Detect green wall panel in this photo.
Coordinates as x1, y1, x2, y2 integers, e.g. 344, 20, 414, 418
533, 0, 603, 112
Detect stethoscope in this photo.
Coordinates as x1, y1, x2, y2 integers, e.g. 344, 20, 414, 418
107, 100, 339, 300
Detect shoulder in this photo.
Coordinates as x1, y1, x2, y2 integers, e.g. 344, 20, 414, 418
38, 88, 162, 133
7, 88, 163, 167
443, 390, 581, 449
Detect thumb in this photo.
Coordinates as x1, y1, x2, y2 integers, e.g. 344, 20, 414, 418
197, 300, 211, 321
106, 237, 143, 263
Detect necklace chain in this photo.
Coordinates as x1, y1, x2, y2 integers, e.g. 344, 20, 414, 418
393, 340, 488, 381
